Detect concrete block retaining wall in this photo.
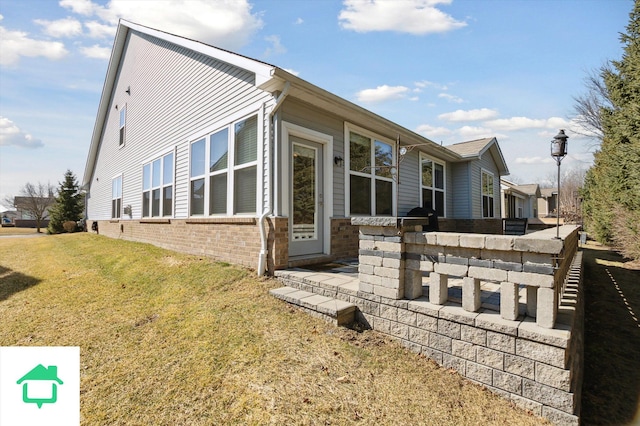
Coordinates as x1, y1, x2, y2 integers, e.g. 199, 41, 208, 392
348, 217, 583, 425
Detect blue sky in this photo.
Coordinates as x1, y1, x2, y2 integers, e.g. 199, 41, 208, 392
0, 0, 632, 210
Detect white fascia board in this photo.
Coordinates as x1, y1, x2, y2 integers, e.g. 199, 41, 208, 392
83, 22, 129, 187
268, 68, 460, 163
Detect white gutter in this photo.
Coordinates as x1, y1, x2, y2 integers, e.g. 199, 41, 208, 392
257, 81, 290, 276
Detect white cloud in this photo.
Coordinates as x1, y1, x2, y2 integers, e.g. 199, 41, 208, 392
264, 34, 286, 57
76, 0, 264, 51
438, 93, 464, 103
514, 156, 555, 165
295, 17, 304, 25
85, 20, 115, 38
283, 68, 300, 76
34, 17, 83, 38
456, 125, 493, 140
338, 0, 466, 35
80, 44, 111, 59
0, 117, 44, 148
415, 124, 452, 137
438, 108, 499, 122
356, 85, 409, 103
60, 0, 99, 16
414, 80, 447, 91
485, 116, 572, 131
0, 26, 68, 65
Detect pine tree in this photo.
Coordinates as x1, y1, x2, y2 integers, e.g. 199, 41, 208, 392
48, 170, 85, 234
582, 0, 640, 260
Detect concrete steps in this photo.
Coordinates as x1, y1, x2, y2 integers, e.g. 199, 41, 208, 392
269, 286, 357, 326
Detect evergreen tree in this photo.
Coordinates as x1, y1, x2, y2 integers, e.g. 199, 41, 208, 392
582, 1, 640, 260
48, 170, 85, 234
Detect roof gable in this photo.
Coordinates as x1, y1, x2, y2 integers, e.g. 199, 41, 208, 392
83, 19, 276, 187
446, 137, 509, 175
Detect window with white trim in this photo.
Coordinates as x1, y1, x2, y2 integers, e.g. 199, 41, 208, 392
420, 154, 445, 217
143, 152, 174, 217
348, 130, 394, 216
189, 115, 257, 216
119, 105, 126, 146
482, 170, 495, 218
112, 175, 122, 219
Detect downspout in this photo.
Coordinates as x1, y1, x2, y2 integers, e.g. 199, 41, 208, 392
258, 81, 290, 276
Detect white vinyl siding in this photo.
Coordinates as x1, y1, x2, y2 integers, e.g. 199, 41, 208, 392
87, 30, 271, 220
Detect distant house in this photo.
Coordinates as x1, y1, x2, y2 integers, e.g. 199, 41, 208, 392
13, 196, 52, 220
500, 180, 540, 219
83, 20, 510, 273
16, 364, 63, 408
538, 187, 558, 218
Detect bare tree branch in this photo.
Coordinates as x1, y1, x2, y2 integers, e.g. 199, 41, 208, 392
572, 64, 614, 140
12, 182, 55, 233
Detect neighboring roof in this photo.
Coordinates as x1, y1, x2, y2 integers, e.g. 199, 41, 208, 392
83, 20, 462, 187
447, 138, 494, 157
17, 365, 63, 384
500, 180, 540, 197
14, 196, 54, 208
540, 188, 556, 197
446, 137, 510, 175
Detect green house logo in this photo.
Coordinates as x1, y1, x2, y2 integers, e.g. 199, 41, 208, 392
16, 364, 64, 408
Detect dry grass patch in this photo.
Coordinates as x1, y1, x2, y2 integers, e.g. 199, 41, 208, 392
0, 226, 43, 236
0, 234, 547, 425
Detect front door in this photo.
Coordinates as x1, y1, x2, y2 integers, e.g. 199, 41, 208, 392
289, 137, 324, 256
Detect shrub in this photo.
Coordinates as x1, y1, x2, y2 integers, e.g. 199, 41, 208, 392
63, 221, 78, 233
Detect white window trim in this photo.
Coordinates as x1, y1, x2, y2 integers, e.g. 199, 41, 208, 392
118, 105, 126, 148
187, 109, 263, 217
282, 121, 333, 255
142, 150, 175, 218
344, 122, 397, 217
481, 168, 496, 218
111, 174, 123, 219
419, 152, 447, 217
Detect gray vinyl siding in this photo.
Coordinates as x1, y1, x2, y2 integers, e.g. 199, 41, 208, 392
89, 30, 272, 220
279, 98, 454, 218
450, 162, 470, 219
397, 150, 420, 216
460, 154, 501, 219
480, 153, 501, 218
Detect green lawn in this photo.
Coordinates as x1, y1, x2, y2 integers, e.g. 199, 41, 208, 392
0, 233, 547, 425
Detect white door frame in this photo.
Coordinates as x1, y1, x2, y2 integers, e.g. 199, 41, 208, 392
281, 121, 333, 255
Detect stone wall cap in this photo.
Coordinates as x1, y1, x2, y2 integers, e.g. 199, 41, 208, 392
518, 317, 570, 348
351, 216, 399, 227
351, 216, 431, 228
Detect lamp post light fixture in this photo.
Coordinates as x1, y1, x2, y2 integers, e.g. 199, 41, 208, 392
550, 129, 569, 239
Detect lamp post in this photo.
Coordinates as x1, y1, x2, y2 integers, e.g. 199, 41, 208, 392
550, 129, 569, 239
